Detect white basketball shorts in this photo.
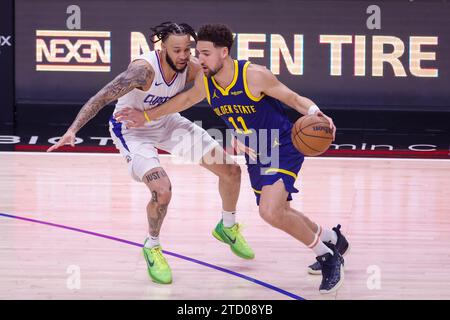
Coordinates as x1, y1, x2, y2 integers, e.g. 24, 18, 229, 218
109, 113, 220, 182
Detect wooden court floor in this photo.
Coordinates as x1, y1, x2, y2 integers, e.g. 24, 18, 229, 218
1, 152, 449, 300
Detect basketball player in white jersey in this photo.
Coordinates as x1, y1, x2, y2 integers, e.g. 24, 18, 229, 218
47, 22, 254, 285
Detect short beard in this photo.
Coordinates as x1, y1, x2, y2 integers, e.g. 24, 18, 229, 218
205, 63, 223, 78
166, 52, 187, 73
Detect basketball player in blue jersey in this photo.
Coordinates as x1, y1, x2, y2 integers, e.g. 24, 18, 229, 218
116, 24, 350, 294
47, 22, 255, 285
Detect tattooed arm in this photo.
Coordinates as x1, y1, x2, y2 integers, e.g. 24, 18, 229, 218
47, 59, 154, 152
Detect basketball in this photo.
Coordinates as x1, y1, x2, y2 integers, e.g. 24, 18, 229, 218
291, 115, 333, 156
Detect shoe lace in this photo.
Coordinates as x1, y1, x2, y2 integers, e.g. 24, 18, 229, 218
229, 223, 250, 246
151, 247, 167, 265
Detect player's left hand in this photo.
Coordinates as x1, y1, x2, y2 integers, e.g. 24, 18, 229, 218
114, 106, 147, 128
231, 136, 257, 161
315, 111, 336, 141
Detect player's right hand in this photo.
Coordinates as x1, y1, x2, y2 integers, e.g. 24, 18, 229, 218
47, 130, 76, 152
315, 111, 336, 141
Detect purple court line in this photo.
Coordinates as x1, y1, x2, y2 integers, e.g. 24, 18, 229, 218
0, 212, 304, 300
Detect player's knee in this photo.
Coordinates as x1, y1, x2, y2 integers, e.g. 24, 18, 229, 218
260, 203, 288, 227
259, 205, 279, 226
227, 164, 241, 182
150, 186, 172, 205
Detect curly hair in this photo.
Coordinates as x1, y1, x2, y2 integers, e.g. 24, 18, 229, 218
197, 24, 234, 54
150, 21, 197, 43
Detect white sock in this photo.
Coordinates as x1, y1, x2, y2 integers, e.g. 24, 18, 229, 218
320, 228, 338, 245
308, 234, 333, 257
314, 223, 338, 245
222, 210, 236, 227
145, 234, 160, 248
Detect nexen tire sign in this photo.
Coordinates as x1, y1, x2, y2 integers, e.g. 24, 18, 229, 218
36, 30, 111, 72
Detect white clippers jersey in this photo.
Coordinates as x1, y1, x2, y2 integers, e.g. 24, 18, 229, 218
114, 50, 188, 127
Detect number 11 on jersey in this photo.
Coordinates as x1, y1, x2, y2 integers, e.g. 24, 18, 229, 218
228, 116, 253, 134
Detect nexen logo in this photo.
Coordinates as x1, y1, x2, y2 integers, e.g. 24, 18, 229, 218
36, 30, 111, 72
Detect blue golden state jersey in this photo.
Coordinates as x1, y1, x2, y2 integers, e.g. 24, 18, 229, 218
203, 60, 305, 205
203, 60, 293, 157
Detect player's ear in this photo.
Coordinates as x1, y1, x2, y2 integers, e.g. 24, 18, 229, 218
221, 47, 228, 59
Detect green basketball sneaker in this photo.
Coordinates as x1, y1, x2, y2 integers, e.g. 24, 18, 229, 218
142, 242, 172, 284
212, 220, 255, 260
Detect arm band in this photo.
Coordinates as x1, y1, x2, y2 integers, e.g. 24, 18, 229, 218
308, 105, 320, 115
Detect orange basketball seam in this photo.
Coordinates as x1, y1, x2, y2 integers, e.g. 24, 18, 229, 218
299, 131, 333, 140
293, 116, 306, 132
297, 133, 322, 153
